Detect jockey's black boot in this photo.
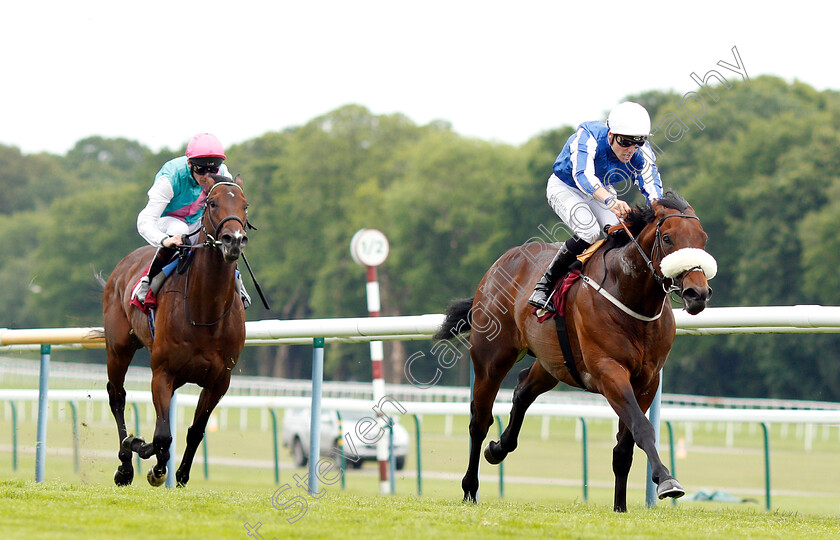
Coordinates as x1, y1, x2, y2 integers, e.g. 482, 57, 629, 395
528, 237, 590, 313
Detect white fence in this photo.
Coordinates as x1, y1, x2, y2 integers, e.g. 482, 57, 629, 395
4, 305, 840, 349
2, 305, 840, 503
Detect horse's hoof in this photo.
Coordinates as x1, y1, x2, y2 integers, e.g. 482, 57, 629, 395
175, 470, 188, 488
114, 465, 134, 486
147, 467, 167, 487
483, 441, 506, 465
657, 478, 685, 499
462, 491, 477, 503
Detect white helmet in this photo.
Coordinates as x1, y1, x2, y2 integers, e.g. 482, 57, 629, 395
607, 102, 651, 137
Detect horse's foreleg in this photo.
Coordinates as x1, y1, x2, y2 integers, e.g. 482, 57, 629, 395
141, 372, 174, 487
612, 422, 635, 512
597, 367, 683, 508
176, 382, 227, 488
485, 361, 558, 464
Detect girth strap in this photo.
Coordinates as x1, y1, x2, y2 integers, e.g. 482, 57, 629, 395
554, 310, 587, 391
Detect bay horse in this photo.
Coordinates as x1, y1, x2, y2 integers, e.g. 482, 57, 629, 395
102, 174, 249, 487
435, 192, 716, 512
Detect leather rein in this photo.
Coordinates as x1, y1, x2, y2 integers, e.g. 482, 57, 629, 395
582, 213, 701, 322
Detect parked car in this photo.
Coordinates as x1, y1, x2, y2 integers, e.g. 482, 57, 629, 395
281, 409, 409, 470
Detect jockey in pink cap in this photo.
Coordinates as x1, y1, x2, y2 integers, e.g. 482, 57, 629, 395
131, 133, 251, 310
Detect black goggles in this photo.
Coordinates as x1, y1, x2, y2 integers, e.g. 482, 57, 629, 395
192, 164, 220, 175
614, 134, 648, 148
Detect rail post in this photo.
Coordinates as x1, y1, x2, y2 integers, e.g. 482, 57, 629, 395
761, 422, 771, 511
269, 409, 280, 484
308, 337, 325, 495
646, 374, 664, 507
413, 414, 422, 496
69, 401, 79, 473
580, 417, 588, 502
666, 420, 676, 507
203, 429, 209, 480
35, 344, 50, 482
131, 402, 141, 474
165, 391, 177, 488
10, 401, 18, 471
494, 414, 504, 498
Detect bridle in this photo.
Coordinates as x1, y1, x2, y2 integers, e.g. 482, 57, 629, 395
619, 212, 701, 294
182, 182, 249, 326
199, 182, 250, 249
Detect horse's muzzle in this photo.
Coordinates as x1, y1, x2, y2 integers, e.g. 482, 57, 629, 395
220, 231, 247, 262
679, 282, 712, 315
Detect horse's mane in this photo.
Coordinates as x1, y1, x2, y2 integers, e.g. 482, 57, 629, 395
602, 191, 689, 249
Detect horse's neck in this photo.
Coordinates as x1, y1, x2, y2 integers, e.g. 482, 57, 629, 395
603, 241, 667, 314
188, 247, 237, 307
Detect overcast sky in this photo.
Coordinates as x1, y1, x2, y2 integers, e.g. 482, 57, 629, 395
3, 1, 836, 156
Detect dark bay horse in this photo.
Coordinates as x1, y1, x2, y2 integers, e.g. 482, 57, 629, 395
102, 175, 249, 487
435, 192, 716, 512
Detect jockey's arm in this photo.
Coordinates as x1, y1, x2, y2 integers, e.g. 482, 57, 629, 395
137, 176, 175, 247
592, 186, 632, 219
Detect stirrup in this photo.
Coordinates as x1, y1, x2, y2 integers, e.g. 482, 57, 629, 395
234, 272, 251, 309
528, 290, 555, 313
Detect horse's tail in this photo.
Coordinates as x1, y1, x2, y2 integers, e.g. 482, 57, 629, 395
433, 297, 474, 340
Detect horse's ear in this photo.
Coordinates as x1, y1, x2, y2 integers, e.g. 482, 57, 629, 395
233, 173, 243, 187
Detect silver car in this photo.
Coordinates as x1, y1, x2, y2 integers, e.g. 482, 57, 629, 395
281, 409, 410, 470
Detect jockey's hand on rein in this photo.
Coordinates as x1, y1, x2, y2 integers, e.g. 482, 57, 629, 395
162, 235, 183, 248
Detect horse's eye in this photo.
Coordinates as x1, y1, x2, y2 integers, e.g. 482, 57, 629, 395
208, 199, 217, 209
662, 234, 673, 245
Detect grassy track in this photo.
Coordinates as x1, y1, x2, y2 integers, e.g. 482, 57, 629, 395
1, 478, 839, 540
2, 400, 840, 516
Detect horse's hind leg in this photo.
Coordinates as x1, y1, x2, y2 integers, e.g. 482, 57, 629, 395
462, 345, 519, 503
175, 381, 228, 487
484, 360, 558, 464
612, 421, 635, 512
105, 322, 139, 486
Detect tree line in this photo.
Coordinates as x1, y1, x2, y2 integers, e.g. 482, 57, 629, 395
1, 76, 839, 401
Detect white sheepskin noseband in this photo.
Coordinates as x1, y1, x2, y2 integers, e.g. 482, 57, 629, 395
660, 248, 717, 280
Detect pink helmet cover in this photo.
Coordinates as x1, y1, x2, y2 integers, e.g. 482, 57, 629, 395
185, 133, 226, 159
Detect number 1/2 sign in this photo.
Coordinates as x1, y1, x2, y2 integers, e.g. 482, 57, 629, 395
350, 228, 390, 267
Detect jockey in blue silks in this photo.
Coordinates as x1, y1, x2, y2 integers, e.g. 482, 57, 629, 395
529, 102, 664, 313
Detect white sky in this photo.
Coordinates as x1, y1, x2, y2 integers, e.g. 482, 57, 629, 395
3, 1, 836, 155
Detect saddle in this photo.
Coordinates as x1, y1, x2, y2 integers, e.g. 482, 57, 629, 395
129, 249, 194, 314
530, 238, 606, 392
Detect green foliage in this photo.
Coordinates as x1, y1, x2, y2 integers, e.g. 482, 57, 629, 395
2, 80, 840, 399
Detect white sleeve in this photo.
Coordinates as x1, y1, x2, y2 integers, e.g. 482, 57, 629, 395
137, 175, 175, 246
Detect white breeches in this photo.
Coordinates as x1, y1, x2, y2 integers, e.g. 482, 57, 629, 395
546, 174, 618, 244
155, 217, 201, 245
